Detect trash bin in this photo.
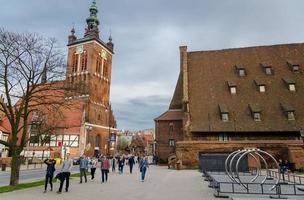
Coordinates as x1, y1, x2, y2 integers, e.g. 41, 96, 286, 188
1, 164, 6, 171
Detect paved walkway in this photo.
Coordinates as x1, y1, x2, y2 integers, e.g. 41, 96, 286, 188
1, 165, 219, 200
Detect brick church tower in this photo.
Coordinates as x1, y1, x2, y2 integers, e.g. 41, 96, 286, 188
65, 0, 116, 156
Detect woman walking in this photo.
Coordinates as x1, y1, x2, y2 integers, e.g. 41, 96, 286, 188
101, 156, 110, 183
43, 157, 56, 193
139, 156, 149, 182
90, 157, 97, 180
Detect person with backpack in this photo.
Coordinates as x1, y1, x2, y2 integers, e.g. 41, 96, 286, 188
43, 157, 56, 193
139, 156, 149, 182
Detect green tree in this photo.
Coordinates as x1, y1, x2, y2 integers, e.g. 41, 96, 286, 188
116, 137, 129, 151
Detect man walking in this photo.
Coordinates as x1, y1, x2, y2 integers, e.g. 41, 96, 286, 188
101, 156, 110, 183
128, 155, 135, 174
79, 155, 88, 183
57, 153, 73, 194
43, 157, 56, 193
111, 156, 116, 172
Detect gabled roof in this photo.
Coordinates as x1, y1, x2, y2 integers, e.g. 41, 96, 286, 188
186, 42, 304, 132
169, 73, 183, 110
154, 109, 184, 121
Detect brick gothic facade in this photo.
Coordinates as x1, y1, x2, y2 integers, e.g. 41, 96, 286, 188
15, 0, 118, 159
155, 44, 304, 168
64, 0, 117, 157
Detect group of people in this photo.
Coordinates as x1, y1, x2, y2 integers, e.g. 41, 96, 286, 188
279, 159, 292, 181
43, 153, 150, 194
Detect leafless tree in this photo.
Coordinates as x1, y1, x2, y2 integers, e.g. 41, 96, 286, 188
0, 28, 77, 186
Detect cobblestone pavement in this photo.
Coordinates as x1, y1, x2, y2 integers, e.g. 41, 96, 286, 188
1, 165, 222, 200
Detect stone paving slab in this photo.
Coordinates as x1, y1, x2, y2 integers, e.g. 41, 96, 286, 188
0, 166, 223, 200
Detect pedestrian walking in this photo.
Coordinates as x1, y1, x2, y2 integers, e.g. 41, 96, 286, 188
79, 155, 88, 183
118, 155, 125, 174
57, 153, 73, 194
128, 155, 135, 174
90, 157, 97, 180
139, 156, 149, 182
111, 156, 116, 172
101, 156, 110, 183
43, 157, 56, 193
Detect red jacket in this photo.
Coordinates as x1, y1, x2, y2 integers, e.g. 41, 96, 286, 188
101, 159, 110, 170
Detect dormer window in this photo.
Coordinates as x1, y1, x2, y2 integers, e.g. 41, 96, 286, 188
254, 80, 266, 93
249, 104, 262, 121
260, 63, 273, 75
282, 78, 296, 91
280, 103, 295, 120
235, 65, 246, 77
227, 81, 237, 94
219, 104, 229, 122
287, 62, 300, 73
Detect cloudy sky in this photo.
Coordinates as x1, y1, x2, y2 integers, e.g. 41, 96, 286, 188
1, 0, 304, 130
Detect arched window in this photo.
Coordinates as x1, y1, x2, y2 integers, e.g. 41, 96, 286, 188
81, 52, 88, 71
103, 60, 108, 77
95, 135, 101, 148
72, 53, 78, 72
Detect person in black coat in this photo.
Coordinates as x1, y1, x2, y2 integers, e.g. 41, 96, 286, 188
128, 155, 135, 174
43, 157, 56, 193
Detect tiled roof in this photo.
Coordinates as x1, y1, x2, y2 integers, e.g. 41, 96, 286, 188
154, 109, 184, 121
169, 73, 183, 110
185, 43, 304, 132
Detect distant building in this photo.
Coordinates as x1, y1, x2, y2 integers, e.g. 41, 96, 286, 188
155, 44, 304, 168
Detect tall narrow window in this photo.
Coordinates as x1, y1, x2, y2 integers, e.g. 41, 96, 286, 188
96, 57, 100, 73
103, 60, 108, 78
81, 51, 88, 71
72, 53, 78, 72
169, 122, 174, 132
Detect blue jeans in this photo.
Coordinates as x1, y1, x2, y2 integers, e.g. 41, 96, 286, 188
141, 167, 147, 181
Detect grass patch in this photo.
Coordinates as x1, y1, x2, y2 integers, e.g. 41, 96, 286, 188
0, 172, 80, 193
0, 179, 45, 193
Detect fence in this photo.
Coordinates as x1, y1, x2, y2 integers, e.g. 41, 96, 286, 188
203, 171, 304, 198
268, 170, 304, 185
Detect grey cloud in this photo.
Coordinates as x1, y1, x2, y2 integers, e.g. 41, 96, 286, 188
1, 0, 304, 130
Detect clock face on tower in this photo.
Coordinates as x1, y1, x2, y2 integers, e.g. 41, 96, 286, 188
76, 45, 84, 54
101, 50, 107, 60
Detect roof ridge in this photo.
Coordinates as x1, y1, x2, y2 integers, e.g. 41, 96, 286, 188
188, 42, 304, 54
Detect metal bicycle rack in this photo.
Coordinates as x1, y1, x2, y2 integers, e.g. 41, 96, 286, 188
201, 148, 304, 199
225, 148, 280, 191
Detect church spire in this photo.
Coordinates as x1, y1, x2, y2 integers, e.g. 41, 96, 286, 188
84, 0, 100, 39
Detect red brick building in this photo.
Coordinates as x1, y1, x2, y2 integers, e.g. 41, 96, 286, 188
0, 0, 117, 159
155, 44, 304, 168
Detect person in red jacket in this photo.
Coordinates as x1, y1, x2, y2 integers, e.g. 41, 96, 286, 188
101, 156, 110, 183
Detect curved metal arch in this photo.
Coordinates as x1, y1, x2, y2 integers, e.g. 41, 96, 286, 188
229, 149, 247, 183
225, 150, 241, 182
